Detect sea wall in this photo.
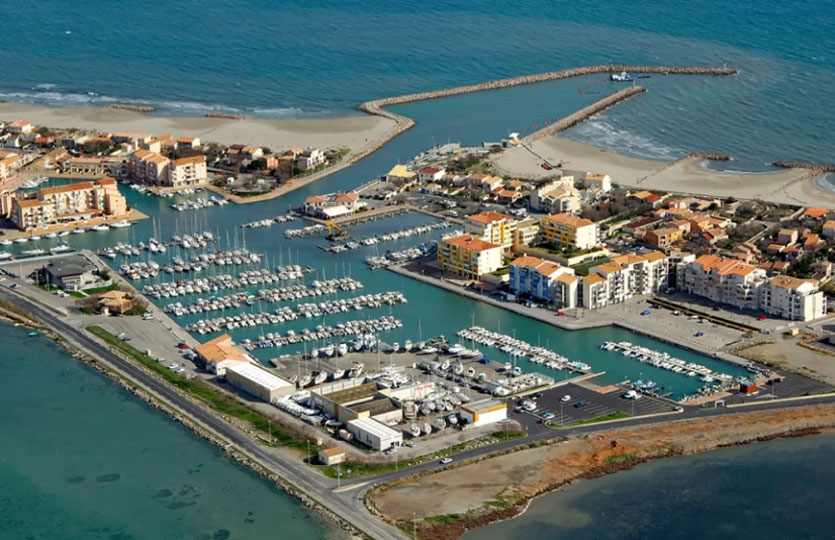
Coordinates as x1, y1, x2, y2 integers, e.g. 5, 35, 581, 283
524, 86, 646, 141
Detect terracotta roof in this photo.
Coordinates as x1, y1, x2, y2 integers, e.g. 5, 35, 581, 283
770, 274, 817, 290
509, 256, 564, 276
542, 214, 595, 228
443, 234, 500, 252
467, 211, 514, 225
15, 198, 42, 208
594, 262, 624, 274
98, 178, 117, 186
304, 195, 325, 204
39, 182, 94, 196
172, 155, 205, 166
419, 167, 442, 174
195, 333, 249, 364
583, 274, 606, 285
804, 208, 827, 218
825, 220, 835, 229
555, 273, 578, 284
334, 192, 359, 203
694, 255, 758, 277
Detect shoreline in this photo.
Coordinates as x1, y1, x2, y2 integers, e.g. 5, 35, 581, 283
370, 406, 835, 540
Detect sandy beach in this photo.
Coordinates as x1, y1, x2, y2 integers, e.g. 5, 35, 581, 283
0, 102, 396, 154
491, 136, 835, 208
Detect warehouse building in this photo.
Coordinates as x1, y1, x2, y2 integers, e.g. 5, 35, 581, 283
460, 398, 507, 427
347, 417, 402, 451
224, 363, 295, 403
311, 381, 402, 424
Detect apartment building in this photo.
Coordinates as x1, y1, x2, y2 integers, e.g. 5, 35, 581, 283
12, 178, 128, 230
530, 183, 581, 214
0, 152, 23, 180
512, 217, 540, 247
465, 211, 517, 249
508, 255, 575, 304
438, 234, 502, 280
679, 255, 767, 311
583, 252, 670, 308
759, 275, 826, 321
582, 172, 611, 192
539, 213, 598, 250
131, 149, 170, 185
59, 156, 130, 178
168, 156, 207, 187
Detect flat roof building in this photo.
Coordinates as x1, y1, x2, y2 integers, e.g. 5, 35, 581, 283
460, 398, 507, 427
225, 363, 295, 403
347, 417, 402, 451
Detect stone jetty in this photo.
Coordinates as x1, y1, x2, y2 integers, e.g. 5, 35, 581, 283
524, 85, 646, 141
108, 103, 155, 112
356, 64, 737, 149
773, 160, 835, 173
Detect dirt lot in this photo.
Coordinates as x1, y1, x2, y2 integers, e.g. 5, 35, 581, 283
737, 336, 835, 384
373, 404, 835, 539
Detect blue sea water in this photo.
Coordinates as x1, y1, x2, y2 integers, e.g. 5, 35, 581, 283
1, 1, 834, 168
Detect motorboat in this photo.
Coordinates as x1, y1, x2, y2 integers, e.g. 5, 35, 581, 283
91, 224, 110, 231
610, 70, 632, 82
111, 220, 132, 228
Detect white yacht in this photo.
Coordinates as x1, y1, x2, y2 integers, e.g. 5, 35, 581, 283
111, 220, 132, 228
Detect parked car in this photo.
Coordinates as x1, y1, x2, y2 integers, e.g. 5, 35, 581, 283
440, 457, 453, 465
560, 395, 571, 402
542, 412, 555, 419
574, 400, 589, 409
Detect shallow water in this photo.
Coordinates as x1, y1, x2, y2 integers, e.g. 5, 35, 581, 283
0, 323, 343, 540
464, 433, 835, 540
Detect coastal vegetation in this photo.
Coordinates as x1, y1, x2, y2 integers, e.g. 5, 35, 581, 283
85, 326, 310, 452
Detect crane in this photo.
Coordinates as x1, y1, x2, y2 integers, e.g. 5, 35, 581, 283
325, 220, 348, 241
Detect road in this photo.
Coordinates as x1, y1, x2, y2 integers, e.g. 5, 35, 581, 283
5, 280, 835, 538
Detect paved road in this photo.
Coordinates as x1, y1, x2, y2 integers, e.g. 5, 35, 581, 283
7, 281, 835, 538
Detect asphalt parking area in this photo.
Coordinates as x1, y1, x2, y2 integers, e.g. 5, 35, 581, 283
510, 383, 679, 428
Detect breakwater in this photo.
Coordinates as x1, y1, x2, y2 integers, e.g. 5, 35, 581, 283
524, 86, 646, 142
774, 160, 835, 172
686, 151, 732, 161
108, 103, 155, 112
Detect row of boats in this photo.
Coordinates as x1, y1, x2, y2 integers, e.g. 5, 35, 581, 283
0, 221, 132, 248
241, 214, 296, 229
162, 278, 365, 315
458, 326, 592, 373
239, 316, 403, 350
366, 242, 438, 269
169, 197, 229, 212
180, 291, 407, 332
285, 224, 327, 238
140, 269, 335, 298
309, 333, 379, 358
600, 341, 733, 383
117, 249, 263, 276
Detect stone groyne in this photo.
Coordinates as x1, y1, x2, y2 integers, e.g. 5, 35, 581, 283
205, 112, 254, 120
108, 103, 155, 113
686, 151, 732, 161
774, 160, 835, 173
524, 85, 646, 142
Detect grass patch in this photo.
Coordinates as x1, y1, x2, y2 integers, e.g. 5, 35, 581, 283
548, 410, 631, 428
322, 429, 526, 479
424, 514, 462, 525
86, 325, 308, 451
83, 283, 119, 295
603, 452, 638, 465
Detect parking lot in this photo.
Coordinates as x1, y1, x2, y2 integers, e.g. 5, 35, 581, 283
721, 372, 834, 405
510, 382, 679, 431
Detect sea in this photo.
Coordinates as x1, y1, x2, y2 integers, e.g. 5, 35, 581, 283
1, 1, 834, 538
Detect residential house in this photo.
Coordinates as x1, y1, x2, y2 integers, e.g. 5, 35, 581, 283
7, 120, 33, 134
824, 220, 835, 238
582, 172, 611, 192
385, 164, 417, 187
777, 229, 799, 245
645, 227, 683, 248
297, 148, 325, 170
418, 167, 445, 183
176, 136, 201, 150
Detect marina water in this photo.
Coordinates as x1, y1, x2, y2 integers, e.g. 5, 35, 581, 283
463, 433, 835, 540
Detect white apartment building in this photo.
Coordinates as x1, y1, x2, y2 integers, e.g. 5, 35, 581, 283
168, 156, 207, 187
759, 275, 826, 321
679, 255, 766, 311
582, 251, 669, 308
297, 148, 325, 170
508, 255, 575, 304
